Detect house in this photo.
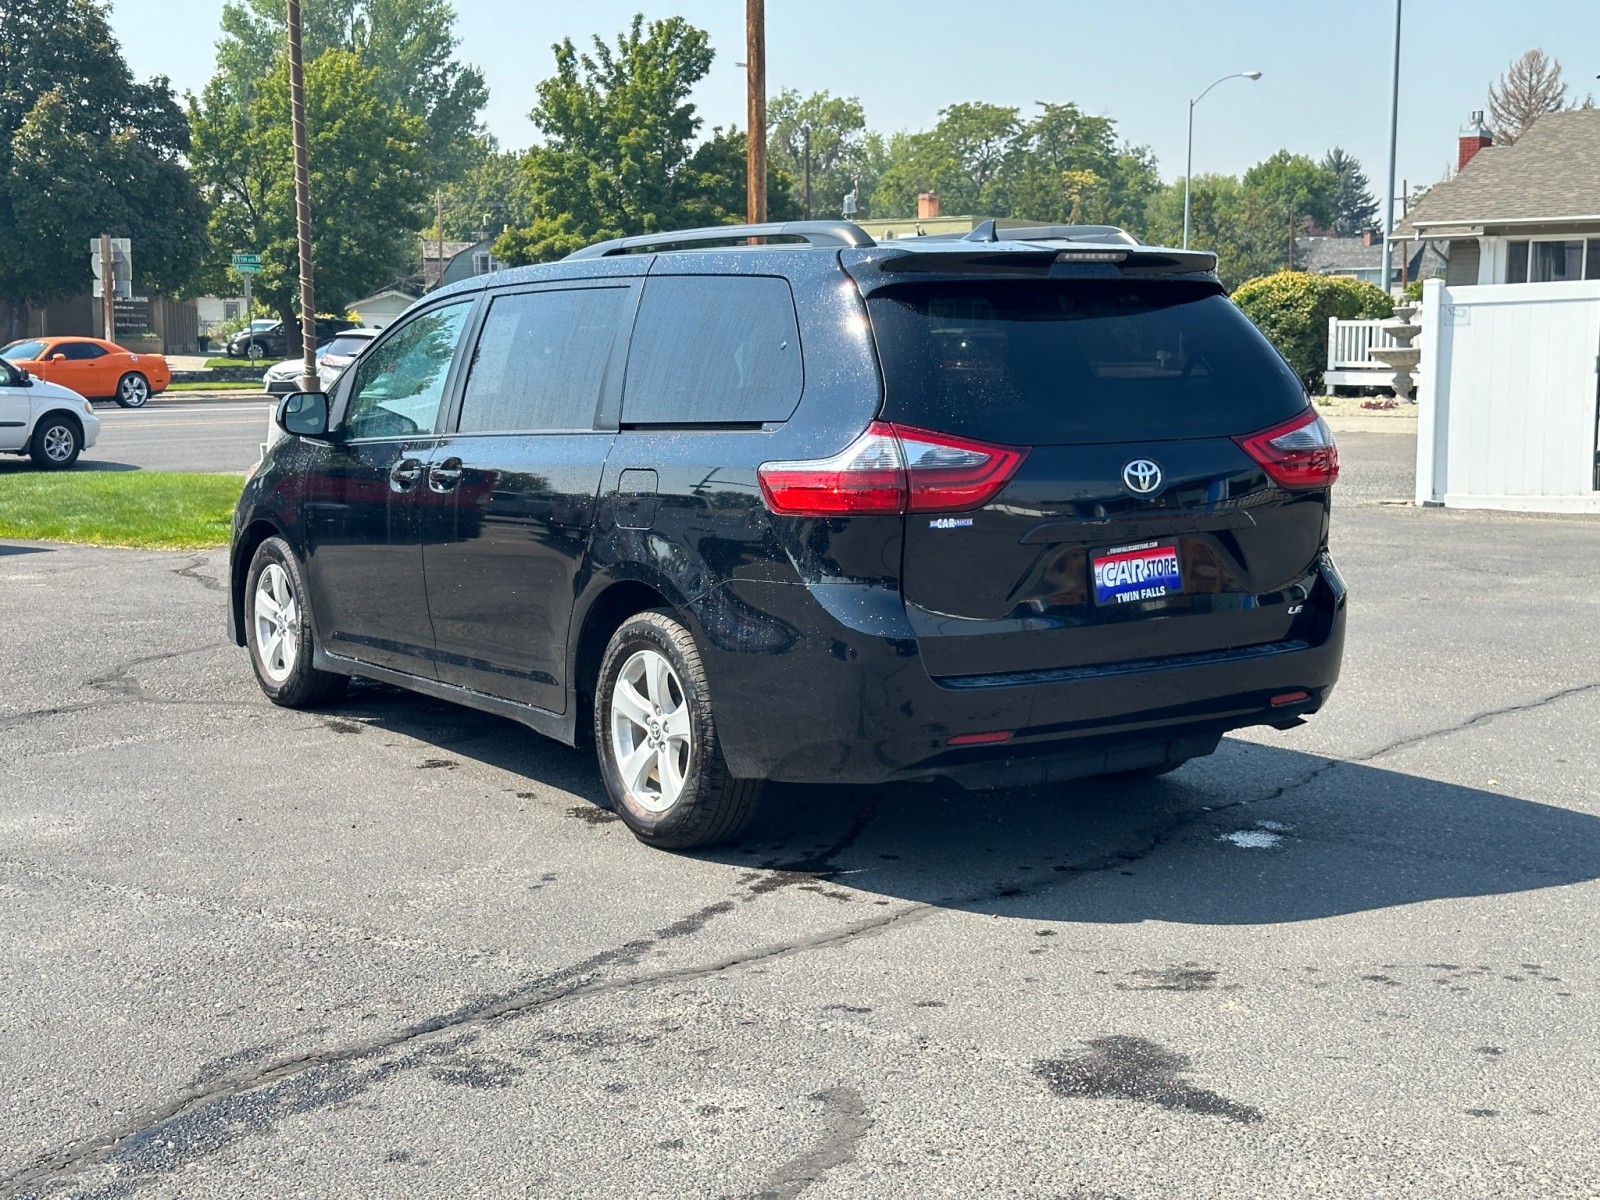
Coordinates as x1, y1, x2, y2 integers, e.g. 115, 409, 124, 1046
343, 286, 420, 330
421, 236, 505, 289
1296, 230, 1446, 289
1395, 110, 1600, 286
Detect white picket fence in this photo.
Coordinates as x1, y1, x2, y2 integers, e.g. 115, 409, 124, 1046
1324, 317, 1406, 393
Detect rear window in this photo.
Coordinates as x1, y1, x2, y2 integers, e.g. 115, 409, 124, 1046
320, 335, 371, 358
622, 276, 803, 425
867, 280, 1308, 444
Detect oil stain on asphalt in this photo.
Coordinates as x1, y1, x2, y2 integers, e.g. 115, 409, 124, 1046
1033, 1036, 1264, 1124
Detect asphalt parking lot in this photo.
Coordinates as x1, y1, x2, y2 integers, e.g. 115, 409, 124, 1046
2, 431, 1597, 1198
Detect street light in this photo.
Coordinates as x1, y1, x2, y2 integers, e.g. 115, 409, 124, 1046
1183, 70, 1262, 250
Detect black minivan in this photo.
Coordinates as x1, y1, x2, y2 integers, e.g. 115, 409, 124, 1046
229, 220, 1346, 849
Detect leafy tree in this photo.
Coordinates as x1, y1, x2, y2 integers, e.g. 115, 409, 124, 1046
874, 102, 1020, 217
189, 49, 428, 326
1487, 49, 1569, 144
1321, 147, 1378, 236
1005, 103, 1159, 228
437, 135, 537, 242
1242, 151, 1338, 264
766, 89, 872, 218
0, 0, 206, 331
494, 16, 793, 265
214, 0, 486, 184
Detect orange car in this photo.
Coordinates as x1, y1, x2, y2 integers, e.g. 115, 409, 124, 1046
0, 336, 171, 408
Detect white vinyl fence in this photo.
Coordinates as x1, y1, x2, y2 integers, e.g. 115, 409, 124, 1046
1415, 278, 1600, 512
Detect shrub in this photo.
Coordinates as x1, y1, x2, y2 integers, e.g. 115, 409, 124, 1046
1232, 271, 1395, 390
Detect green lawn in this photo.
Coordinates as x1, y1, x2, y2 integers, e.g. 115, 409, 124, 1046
166, 380, 265, 392
204, 357, 266, 369
0, 471, 243, 549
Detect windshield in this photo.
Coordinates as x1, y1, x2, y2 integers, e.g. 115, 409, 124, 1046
320, 335, 371, 358
867, 280, 1309, 444
1, 340, 48, 362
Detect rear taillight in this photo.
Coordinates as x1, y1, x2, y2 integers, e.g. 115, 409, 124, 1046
758, 422, 1027, 517
1234, 409, 1339, 489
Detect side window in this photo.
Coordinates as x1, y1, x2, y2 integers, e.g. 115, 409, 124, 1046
622, 276, 803, 425
458, 287, 626, 433
343, 301, 473, 440
62, 343, 107, 360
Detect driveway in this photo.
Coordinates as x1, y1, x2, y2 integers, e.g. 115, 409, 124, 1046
1, 437, 1596, 1198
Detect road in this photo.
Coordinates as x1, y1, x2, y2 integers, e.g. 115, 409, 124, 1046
84, 394, 272, 475
3, 427, 1597, 1198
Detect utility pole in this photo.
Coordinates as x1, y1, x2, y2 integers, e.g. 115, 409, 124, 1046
436, 188, 445, 290
745, 0, 766, 225
1381, 0, 1403, 293
286, 0, 318, 391
100, 233, 116, 343
801, 124, 813, 221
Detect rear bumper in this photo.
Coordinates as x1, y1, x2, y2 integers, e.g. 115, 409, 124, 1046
691, 558, 1346, 785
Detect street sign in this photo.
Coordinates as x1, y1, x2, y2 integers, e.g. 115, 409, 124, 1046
231, 253, 262, 274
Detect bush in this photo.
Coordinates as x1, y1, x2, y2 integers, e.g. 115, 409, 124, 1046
1232, 271, 1395, 390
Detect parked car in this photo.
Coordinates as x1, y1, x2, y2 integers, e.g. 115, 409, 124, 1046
262, 329, 380, 394
0, 336, 170, 408
0, 356, 100, 468
229, 220, 1347, 851
228, 317, 354, 360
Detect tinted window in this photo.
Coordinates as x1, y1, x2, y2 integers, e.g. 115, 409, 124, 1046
459, 287, 625, 433
320, 335, 373, 358
867, 280, 1309, 445
1, 341, 47, 361
59, 342, 107, 360
344, 301, 473, 440
622, 276, 802, 424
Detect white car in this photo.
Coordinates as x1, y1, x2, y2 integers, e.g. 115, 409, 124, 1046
262, 328, 380, 395
0, 357, 100, 469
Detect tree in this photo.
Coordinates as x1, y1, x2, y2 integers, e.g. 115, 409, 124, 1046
874, 102, 1021, 217
766, 89, 872, 218
214, 0, 487, 184
0, 0, 207, 332
494, 16, 793, 265
1233, 271, 1393, 390
1487, 49, 1569, 144
189, 49, 428, 325
1321, 147, 1378, 236
437, 135, 537, 242
1242, 151, 1338, 265
1004, 103, 1159, 228
1141, 174, 1282, 288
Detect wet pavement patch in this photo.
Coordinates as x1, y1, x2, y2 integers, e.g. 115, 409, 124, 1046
1114, 965, 1219, 992
566, 805, 619, 824
1033, 1036, 1263, 1124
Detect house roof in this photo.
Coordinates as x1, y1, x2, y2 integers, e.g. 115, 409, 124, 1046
421, 239, 477, 263
1396, 110, 1600, 235
346, 286, 421, 308
1295, 236, 1447, 278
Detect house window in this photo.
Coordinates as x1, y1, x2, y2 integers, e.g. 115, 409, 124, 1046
224, 302, 240, 320
472, 252, 501, 275
1589, 241, 1600, 281
1506, 239, 1589, 283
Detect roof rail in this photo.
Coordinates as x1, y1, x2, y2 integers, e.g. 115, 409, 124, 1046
565, 220, 876, 260
963, 220, 1142, 246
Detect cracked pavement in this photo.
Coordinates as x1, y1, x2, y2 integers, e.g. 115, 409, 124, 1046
2, 439, 1598, 1198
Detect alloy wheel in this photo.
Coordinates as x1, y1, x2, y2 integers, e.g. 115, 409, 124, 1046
120, 375, 149, 406
253, 562, 300, 684
609, 648, 693, 813
41, 424, 75, 463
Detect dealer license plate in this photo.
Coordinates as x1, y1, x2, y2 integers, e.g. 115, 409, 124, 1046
1092, 542, 1182, 606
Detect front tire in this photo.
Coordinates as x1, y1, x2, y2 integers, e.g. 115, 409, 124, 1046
594, 609, 762, 850
29, 415, 81, 469
245, 537, 348, 708
115, 372, 151, 408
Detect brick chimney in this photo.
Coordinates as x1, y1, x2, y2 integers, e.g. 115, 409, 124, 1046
1361, 228, 1379, 247
917, 192, 940, 220
1459, 111, 1493, 170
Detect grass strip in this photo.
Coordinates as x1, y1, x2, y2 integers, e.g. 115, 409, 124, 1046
165, 381, 265, 392
204, 357, 265, 369
0, 471, 243, 550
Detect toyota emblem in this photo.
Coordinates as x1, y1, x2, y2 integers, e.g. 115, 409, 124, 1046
1122, 459, 1163, 495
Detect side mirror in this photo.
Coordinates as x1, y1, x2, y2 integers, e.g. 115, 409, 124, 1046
276, 390, 329, 438
18, 368, 30, 384
50, 353, 66, 362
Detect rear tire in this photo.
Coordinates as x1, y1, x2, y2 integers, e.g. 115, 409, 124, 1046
245, 537, 349, 708
115, 372, 150, 408
29, 415, 81, 469
594, 609, 762, 850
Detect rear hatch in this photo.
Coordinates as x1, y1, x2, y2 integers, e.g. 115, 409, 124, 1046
865, 277, 1334, 680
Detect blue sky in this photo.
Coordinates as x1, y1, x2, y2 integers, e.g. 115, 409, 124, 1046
112, 0, 1598, 222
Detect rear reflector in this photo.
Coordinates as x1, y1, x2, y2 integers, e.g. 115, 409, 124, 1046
948, 731, 1014, 746
758, 422, 1027, 517
1271, 691, 1310, 707
1234, 409, 1339, 489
